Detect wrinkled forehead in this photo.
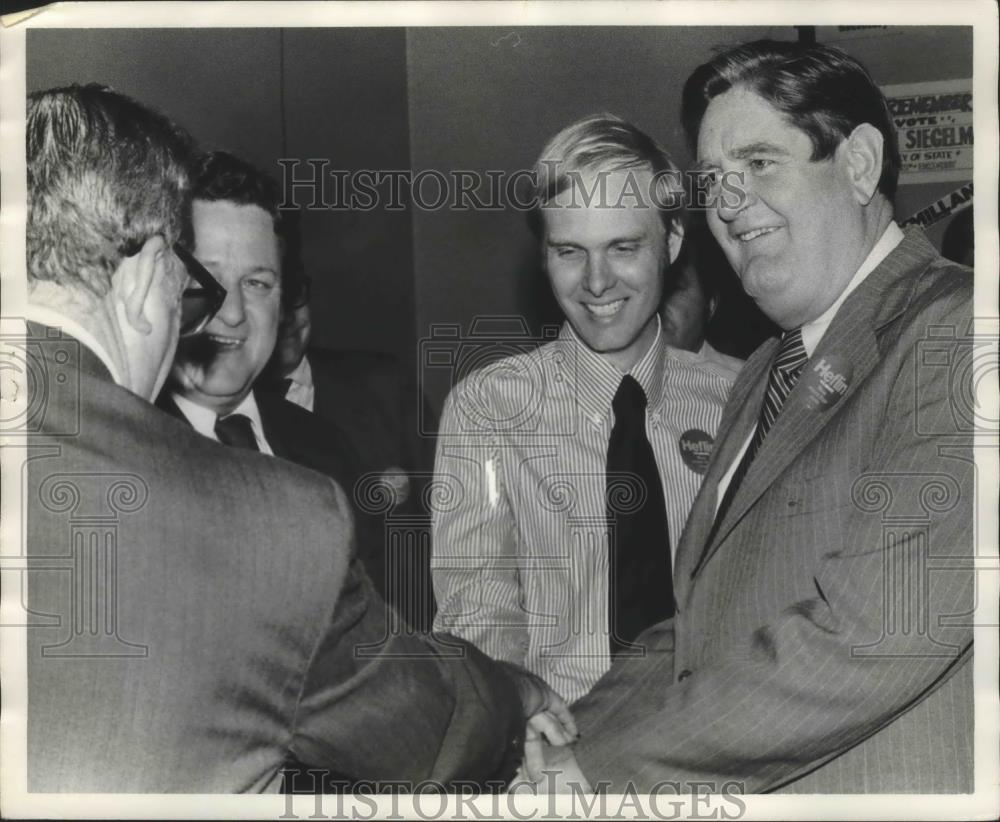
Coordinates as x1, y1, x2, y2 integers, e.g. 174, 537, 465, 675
696, 86, 807, 163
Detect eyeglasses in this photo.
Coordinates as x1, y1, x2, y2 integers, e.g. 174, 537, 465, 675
173, 243, 226, 337
284, 275, 311, 309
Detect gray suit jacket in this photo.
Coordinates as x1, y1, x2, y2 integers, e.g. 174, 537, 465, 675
25, 324, 522, 792
572, 228, 974, 793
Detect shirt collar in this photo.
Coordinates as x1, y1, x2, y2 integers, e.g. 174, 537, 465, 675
24, 303, 123, 385
170, 392, 218, 440
170, 390, 267, 446
559, 315, 668, 422
287, 354, 313, 390
800, 222, 904, 356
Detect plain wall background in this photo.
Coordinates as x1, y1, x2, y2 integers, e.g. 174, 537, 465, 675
26, 26, 974, 413
26, 27, 415, 368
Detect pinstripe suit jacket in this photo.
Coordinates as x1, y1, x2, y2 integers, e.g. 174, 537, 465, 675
572, 228, 975, 793
26, 324, 524, 792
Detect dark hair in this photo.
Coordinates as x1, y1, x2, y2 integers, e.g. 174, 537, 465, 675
27, 83, 195, 296
192, 150, 282, 218
681, 40, 900, 201
528, 113, 685, 240
191, 151, 303, 294
669, 214, 722, 306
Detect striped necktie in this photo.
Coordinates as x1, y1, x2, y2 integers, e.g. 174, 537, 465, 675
713, 328, 808, 529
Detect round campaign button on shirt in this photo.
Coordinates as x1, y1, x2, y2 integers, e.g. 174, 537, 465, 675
799, 354, 853, 412
678, 429, 714, 474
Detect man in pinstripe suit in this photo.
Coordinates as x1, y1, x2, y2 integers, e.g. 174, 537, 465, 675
533, 40, 975, 794
431, 115, 741, 707
23, 84, 568, 793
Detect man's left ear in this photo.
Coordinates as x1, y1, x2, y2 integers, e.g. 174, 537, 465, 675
666, 222, 685, 265
842, 123, 884, 205
115, 235, 169, 336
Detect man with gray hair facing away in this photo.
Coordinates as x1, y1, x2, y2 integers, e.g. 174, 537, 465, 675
23, 84, 571, 793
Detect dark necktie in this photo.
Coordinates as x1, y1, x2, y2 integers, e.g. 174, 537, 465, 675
606, 375, 674, 655
713, 328, 808, 530
214, 413, 260, 451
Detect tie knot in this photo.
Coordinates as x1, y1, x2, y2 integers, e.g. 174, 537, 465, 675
214, 413, 258, 450
774, 328, 807, 377
612, 375, 647, 422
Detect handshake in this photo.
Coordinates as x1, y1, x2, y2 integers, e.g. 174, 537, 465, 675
501, 662, 594, 795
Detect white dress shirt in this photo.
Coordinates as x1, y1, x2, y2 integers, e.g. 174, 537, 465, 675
715, 222, 905, 510
171, 390, 275, 455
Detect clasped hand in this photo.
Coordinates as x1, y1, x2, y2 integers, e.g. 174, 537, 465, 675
501, 663, 593, 794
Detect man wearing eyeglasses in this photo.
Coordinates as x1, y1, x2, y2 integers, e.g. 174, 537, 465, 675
161, 150, 292, 455
23, 84, 573, 793
159, 152, 358, 471
159, 151, 398, 636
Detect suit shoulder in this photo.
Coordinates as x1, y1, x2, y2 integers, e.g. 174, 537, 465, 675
920, 254, 974, 299
54, 382, 352, 573
905, 253, 973, 325
194, 415, 347, 513
226, 444, 354, 570
146, 395, 350, 524
258, 444, 347, 501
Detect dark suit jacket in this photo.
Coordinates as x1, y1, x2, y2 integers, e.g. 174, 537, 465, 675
270, 348, 437, 510
263, 348, 439, 630
26, 324, 522, 792
158, 388, 433, 634
307, 348, 435, 479
572, 228, 975, 792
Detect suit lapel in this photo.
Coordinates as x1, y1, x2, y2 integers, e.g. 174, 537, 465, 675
704, 315, 881, 556
255, 391, 293, 460
154, 392, 186, 422
673, 338, 775, 592
688, 228, 937, 579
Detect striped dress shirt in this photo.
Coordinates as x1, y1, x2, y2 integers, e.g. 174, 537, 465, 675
431, 321, 741, 701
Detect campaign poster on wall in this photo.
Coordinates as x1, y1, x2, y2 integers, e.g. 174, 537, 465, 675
883, 79, 973, 184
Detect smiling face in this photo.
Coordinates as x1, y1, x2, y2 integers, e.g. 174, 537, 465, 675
171, 200, 281, 414
697, 87, 872, 329
543, 167, 681, 372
